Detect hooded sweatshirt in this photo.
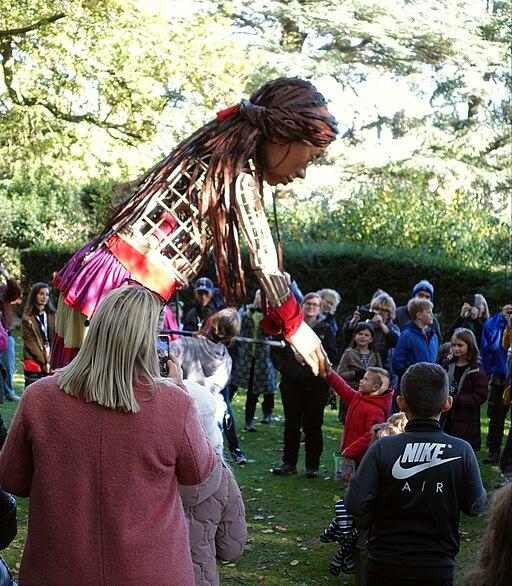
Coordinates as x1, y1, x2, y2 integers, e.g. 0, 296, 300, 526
327, 371, 393, 461
169, 336, 232, 394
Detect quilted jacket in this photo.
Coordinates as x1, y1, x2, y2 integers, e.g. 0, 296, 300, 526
179, 458, 247, 585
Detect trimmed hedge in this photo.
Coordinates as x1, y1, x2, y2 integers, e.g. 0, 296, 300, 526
19, 244, 78, 297
19, 241, 511, 337
276, 242, 511, 335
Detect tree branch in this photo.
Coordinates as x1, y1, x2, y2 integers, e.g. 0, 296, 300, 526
482, 134, 510, 155
0, 13, 66, 39
0, 40, 141, 141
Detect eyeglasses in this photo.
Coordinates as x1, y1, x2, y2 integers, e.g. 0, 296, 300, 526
304, 302, 320, 308
373, 307, 390, 313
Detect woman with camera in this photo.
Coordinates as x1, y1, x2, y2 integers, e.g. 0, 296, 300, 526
0, 286, 215, 585
447, 293, 489, 348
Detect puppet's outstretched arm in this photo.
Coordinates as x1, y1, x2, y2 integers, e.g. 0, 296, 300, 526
234, 173, 326, 376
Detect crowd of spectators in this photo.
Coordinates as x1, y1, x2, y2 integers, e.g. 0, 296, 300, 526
0, 266, 511, 585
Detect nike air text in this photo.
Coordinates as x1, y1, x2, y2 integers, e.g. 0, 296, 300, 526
392, 442, 461, 480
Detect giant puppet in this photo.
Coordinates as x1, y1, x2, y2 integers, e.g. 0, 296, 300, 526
51, 77, 338, 374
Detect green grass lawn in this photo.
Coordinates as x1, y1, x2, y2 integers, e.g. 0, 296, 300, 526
0, 333, 507, 584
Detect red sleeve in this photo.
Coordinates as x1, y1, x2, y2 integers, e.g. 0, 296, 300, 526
343, 409, 387, 461
343, 431, 373, 461
260, 293, 303, 337
327, 371, 357, 406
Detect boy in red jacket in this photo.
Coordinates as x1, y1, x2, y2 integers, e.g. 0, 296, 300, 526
327, 366, 393, 465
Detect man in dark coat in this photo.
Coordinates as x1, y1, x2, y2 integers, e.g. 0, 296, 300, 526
271, 292, 338, 478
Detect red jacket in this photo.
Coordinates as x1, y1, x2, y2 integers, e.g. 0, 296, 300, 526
327, 371, 393, 462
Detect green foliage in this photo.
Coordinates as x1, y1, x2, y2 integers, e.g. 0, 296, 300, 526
276, 171, 511, 272
0, 171, 90, 250
18, 244, 77, 292
1, 0, 510, 295
247, 241, 511, 332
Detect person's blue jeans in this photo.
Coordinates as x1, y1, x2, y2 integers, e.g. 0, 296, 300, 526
0, 335, 16, 398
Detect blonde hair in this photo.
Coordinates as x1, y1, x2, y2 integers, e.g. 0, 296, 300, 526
316, 288, 341, 314
58, 286, 163, 413
475, 294, 490, 318
407, 297, 433, 320
370, 292, 397, 319
367, 367, 390, 389
370, 422, 401, 443
387, 411, 408, 433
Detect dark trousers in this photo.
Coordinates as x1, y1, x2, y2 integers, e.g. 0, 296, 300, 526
245, 392, 274, 423
220, 385, 240, 452
280, 377, 328, 470
486, 381, 511, 454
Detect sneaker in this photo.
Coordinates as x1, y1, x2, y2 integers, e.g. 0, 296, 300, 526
245, 421, 257, 432
305, 469, 319, 479
260, 414, 271, 424
483, 452, 500, 464
5, 393, 20, 402
230, 449, 248, 465
272, 464, 297, 476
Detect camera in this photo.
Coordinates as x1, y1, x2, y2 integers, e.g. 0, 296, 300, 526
358, 308, 376, 321
157, 335, 170, 377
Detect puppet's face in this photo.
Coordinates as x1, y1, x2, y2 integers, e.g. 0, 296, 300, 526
262, 140, 325, 186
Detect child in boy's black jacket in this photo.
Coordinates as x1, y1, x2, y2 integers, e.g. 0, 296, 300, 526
345, 362, 486, 586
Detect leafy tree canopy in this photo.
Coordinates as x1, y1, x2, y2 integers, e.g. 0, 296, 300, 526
0, 0, 510, 274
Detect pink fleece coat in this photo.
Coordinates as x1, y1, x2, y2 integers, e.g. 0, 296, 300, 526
0, 375, 215, 586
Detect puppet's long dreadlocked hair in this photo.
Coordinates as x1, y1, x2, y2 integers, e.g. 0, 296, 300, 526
96, 77, 338, 305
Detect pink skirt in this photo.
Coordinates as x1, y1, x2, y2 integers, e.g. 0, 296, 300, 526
53, 240, 133, 318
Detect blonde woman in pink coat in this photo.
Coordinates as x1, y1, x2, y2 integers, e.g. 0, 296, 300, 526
0, 286, 215, 586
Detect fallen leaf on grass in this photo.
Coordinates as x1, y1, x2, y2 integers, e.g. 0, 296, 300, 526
261, 529, 274, 534
253, 515, 264, 520
290, 560, 299, 566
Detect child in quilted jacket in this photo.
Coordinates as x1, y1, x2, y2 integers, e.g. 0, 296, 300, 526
170, 357, 247, 586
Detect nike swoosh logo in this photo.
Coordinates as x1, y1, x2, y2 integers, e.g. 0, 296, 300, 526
392, 456, 462, 479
